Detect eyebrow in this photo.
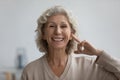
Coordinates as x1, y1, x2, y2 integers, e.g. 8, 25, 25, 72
47, 22, 55, 24
47, 21, 68, 25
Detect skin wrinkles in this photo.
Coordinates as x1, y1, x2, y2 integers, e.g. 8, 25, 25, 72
42, 14, 72, 77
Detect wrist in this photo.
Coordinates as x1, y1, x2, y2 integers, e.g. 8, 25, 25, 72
95, 49, 103, 56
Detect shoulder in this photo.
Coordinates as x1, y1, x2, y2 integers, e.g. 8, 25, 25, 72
22, 55, 45, 74
21, 55, 47, 79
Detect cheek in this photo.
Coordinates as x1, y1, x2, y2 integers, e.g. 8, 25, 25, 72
44, 33, 51, 40
65, 30, 72, 39
42, 31, 50, 40
43, 28, 52, 40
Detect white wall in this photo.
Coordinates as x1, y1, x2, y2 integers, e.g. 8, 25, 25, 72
0, 0, 120, 67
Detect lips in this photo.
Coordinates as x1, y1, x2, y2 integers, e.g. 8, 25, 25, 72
52, 36, 64, 42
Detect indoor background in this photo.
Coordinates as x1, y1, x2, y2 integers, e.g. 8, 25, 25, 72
0, 0, 120, 79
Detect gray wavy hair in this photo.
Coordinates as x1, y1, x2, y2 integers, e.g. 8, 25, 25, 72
35, 6, 77, 54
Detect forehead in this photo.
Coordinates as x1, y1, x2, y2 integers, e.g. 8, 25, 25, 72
47, 14, 69, 24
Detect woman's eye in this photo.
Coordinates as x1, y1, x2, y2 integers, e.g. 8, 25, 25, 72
61, 25, 67, 28
49, 25, 55, 27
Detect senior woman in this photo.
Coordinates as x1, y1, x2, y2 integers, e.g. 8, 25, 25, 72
21, 6, 120, 80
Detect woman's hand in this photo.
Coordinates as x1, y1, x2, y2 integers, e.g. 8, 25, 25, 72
72, 34, 102, 56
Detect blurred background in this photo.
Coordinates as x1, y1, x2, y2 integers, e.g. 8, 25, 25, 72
0, 0, 120, 80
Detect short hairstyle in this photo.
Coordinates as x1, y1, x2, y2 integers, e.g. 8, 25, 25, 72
35, 5, 77, 54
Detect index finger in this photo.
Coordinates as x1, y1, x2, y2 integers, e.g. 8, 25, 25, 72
72, 34, 81, 43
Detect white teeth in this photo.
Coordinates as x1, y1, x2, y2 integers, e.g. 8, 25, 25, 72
52, 37, 64, 41
53, 38, 63, 41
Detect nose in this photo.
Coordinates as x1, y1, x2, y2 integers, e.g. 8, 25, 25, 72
54, 26, 62, 35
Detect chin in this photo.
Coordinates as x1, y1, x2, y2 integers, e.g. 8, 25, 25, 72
51, 44, 66, 49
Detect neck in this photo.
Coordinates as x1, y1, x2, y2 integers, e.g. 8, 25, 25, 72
46, 48, 68, 66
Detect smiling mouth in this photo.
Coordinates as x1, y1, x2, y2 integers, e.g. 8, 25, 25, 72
52, 37, 64, 42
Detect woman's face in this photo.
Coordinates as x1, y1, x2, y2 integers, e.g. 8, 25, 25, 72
43, 14, 72, 49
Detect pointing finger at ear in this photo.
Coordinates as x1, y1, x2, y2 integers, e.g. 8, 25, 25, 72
72, 34, 81, 43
